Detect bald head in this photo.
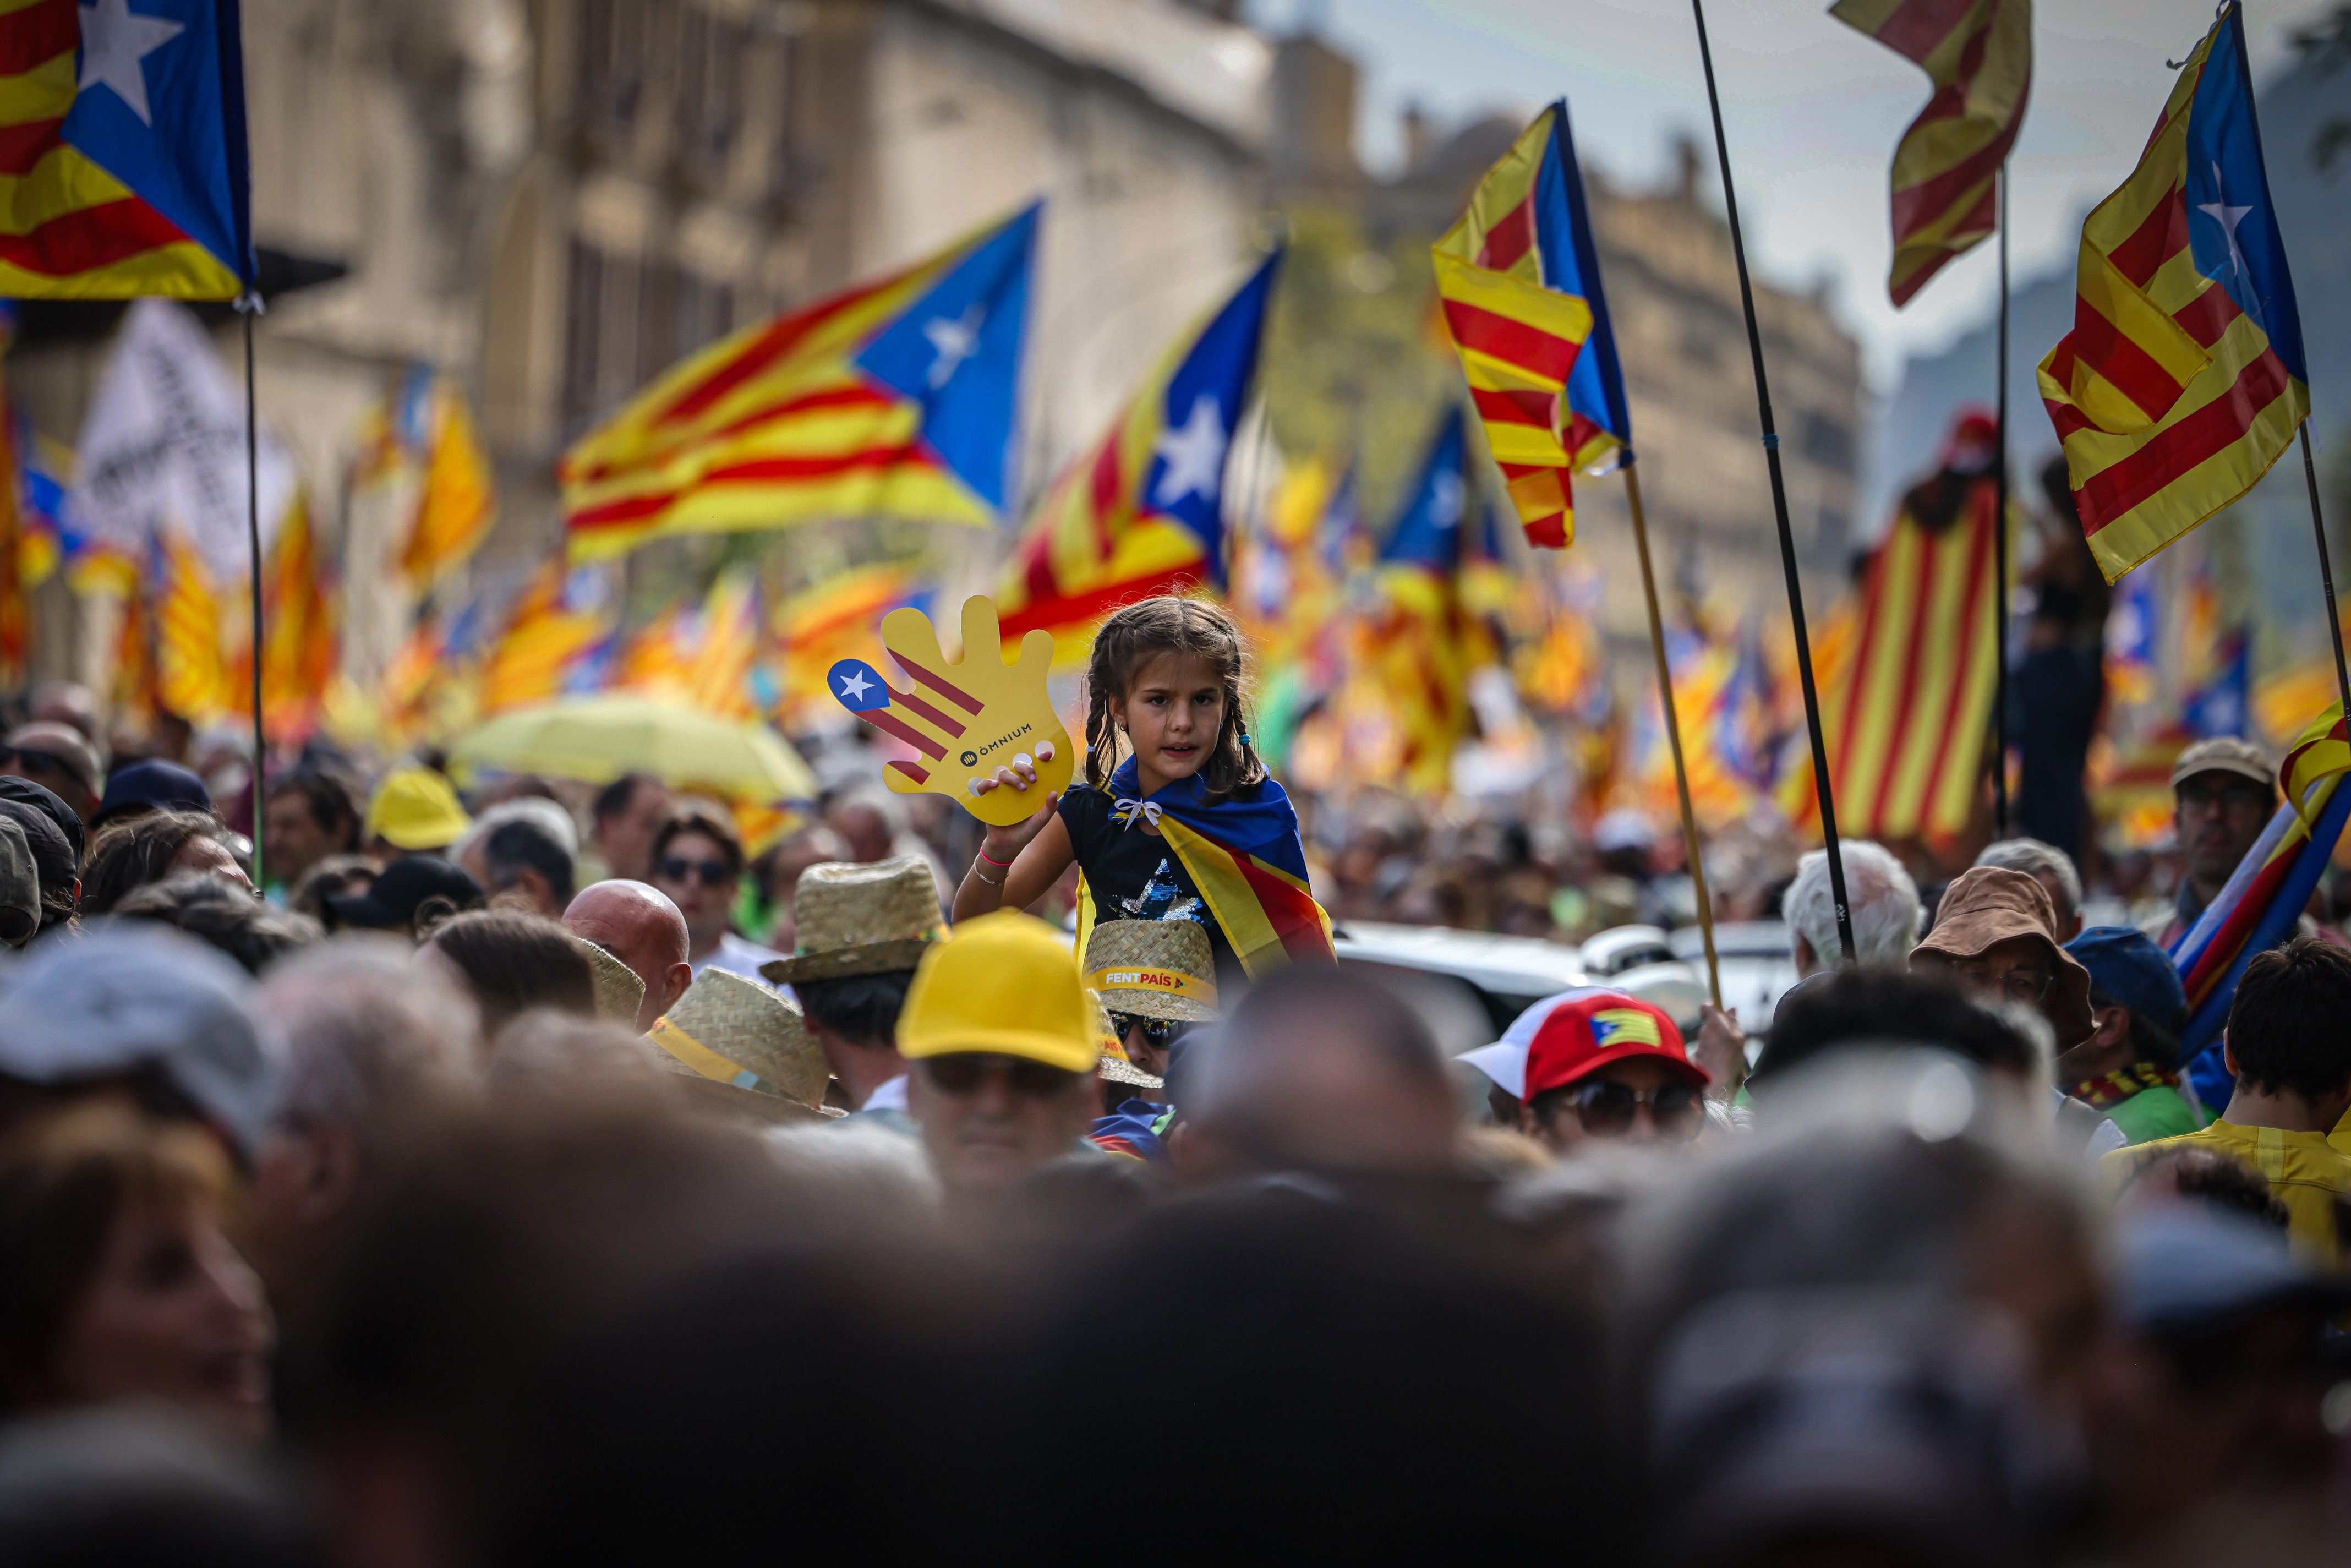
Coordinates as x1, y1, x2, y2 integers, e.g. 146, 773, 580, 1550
564, 879, 692, 1031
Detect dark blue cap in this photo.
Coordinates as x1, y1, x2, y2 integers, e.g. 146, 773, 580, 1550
2064, 925, 2188, 1035
96, 759, 213, 826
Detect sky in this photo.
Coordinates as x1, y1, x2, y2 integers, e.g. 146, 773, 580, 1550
1257, 0, 2338, 391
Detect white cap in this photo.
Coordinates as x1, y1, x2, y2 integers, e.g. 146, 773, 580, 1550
0, 924, 286, 1157
1456, 987, 1616, 1101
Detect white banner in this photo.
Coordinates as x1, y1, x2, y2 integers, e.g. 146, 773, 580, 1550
64, 299, 297, 584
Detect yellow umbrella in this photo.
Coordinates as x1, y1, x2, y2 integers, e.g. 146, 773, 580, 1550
449, 695, 818, 801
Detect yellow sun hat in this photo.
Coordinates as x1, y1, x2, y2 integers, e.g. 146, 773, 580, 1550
364, 767, 473, 852
897, 911, 1096, 1075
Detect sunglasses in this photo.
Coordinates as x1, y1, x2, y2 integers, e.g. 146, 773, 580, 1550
921, 1053, 1078, 1100
1109, 1012, 1183, 1050
2177, 782, 2270, 814
1562, 1079, 1703, 1139
658, 855, 734, 886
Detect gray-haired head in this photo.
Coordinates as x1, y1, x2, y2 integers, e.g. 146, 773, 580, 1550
1784, 840, 1918, 974
1973, 837, 2083, 936
253, 935, 479, 1141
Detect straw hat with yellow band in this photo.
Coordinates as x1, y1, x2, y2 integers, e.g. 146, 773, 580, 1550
761, 857, 943, 986
647, 969, 830, 1107
568, 933, 647, 1026
1083, 920, 1219, 1025
898, 911, 1096, 1075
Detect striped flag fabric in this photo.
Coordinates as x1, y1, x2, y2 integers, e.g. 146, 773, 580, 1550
1429, 103, 1600, 548
2168, 701, 2351, 1100
993, 252, 1281, 663
0, 0, 254, 298
1831, 0, 2032, 307
562, 204, 1038, 560
479, 558, 616, 715
1373, 408, 1475, 798
2036, 4, 2309, 582
1818, 411, 2006, 841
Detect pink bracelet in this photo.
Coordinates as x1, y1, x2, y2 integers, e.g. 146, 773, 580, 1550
976, 846, 1014, 868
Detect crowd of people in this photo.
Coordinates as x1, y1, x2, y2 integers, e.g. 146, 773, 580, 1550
0, 598, 2347, 1564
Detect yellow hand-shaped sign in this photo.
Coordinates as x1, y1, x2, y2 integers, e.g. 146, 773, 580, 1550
829, 595, 1074, 827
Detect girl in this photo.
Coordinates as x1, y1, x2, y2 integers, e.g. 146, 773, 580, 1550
952, 597, 1328, 987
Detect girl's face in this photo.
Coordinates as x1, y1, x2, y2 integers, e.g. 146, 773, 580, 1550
1113, 652, 1226, 788
46, 1192, 274, 1439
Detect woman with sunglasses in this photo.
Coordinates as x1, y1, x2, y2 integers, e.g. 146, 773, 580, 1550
1517, 993, 1710, 1155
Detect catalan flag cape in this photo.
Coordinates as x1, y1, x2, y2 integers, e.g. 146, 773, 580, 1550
562, 204, 1038, 560
2037, 3, 2308, 583
0, 0, 253, 298
1819, 412, 2006, 841
1431, 102, 1606, 549
1832, 0, 2032, 307
994, 252, 1281, 662
2169, 702, 2351, 1104
1092, 756, 1333, 979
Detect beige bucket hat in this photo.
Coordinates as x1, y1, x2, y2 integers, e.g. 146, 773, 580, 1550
760, 857, 942, 986
568, 933, 647, 1026
1084, 920, 1219, 1025
647, 968, 830, 1108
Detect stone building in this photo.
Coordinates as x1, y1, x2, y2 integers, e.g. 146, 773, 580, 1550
10, 0, 1274, 693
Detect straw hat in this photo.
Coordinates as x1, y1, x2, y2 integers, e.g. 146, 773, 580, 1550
648, 969, 829, 1108
1088, 987, 1165, 1091
638, 1040, 834, 1127
568, 933, 647, 1026
760, 857, 942, 985
1082, 920, 1219, 1024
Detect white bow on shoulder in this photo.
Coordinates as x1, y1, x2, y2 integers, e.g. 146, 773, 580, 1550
1113, 797, 1163, 831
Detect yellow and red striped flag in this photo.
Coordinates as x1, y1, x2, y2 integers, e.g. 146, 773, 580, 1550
480, 558, 615, 715
245, 497, 336, 740
2037, 4, 2308, 582
1818, 413, 2008, 842
155, 528, 233, 723
1430, 107, 1594, 548
1833, 0, 2032, 307
562, 206, 1037, 560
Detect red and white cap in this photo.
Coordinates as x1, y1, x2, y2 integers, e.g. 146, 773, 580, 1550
1521, 992, 1706, 1102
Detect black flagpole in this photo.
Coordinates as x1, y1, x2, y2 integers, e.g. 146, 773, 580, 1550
2304, 424, 2351, 729
1690, 0, 1856, 963
239, 298, 264, 887
1992, 168, 2011, 838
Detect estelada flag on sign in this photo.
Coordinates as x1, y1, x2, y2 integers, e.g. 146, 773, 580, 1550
1431, 101, 1627, 550
2037, 2, 2309, 583
0, 0, 255, 298
562, 204, 1038, 560
1831, 0, 2032, 308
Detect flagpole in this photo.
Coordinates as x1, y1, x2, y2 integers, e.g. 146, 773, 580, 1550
1991, 168, 2011, 838
2303, 424, 2351, 728
1689, 0, 1856, 964
239, 299, 264, 887
1625, 458, 1723, 1008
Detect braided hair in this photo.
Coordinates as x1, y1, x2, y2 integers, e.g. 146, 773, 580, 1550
1082, 597, 1266, 803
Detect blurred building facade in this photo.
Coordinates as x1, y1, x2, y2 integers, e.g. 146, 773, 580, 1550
9, 0, 1275, 692
1269, 31, 1861, 675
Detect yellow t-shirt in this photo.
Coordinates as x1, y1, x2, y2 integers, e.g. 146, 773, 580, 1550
2101, 1119, 2351, 1265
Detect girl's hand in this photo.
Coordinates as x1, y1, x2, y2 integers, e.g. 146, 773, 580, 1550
1694, 1003, 1746, 1102
971, 739, 1056, 799
980, 785, 1059, 864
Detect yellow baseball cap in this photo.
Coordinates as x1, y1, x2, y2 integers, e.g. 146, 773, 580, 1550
897, 911, 1097, 1074
364, 767, 473, 851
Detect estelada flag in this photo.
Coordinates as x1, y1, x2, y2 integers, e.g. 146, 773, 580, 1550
0, 0, 254, 298
2037, 3, 2309, 582
1818, 411, 2006, 842
563, 204, 1038, 560
1431, 101, 1617, 549
1832, 0, 2032, 307
993, 252, 1281, 664
1373, 408, 1475, 798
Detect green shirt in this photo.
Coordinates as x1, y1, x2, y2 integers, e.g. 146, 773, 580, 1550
2102, 1083, 2201, 1146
